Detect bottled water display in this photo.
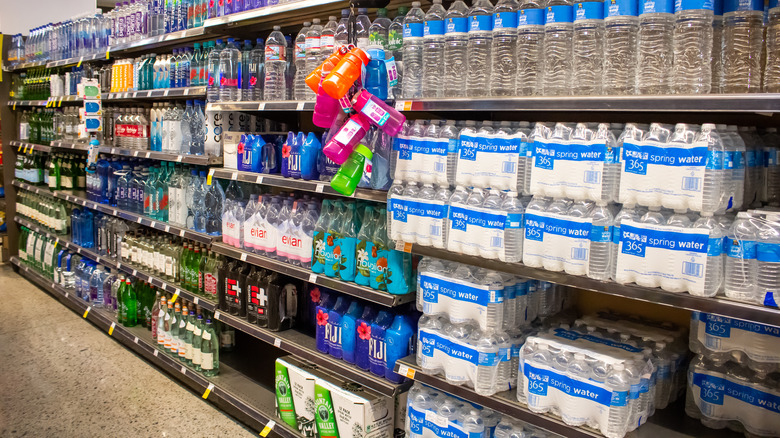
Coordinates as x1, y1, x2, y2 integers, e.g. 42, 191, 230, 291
571, 0, 604, 96
690, 312, 780, 372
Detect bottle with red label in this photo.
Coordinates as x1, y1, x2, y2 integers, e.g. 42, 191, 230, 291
322, 114, 371, 164
264, 26, 288, 101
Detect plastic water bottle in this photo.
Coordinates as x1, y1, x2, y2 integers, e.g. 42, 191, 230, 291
501, 191, 525, 263
603, 0, 639, 95
369, 9, 392, 49
588, 201, 614, 280
443, 1, 470, 97
474, 328, 500, 395
490, 0, 519, 96
606, 363, 631, 437
722, 0, 764, 92
423, 0, 447, 97
206, 39, 224, 101
440, 120, 461, 186
711, 0, 724, 93
304, 19, 322, 100
356, 8, 372, 49
610, 203, 637, 280
543, 0, 574, 95
693, 212, 724, 297
264, 26, 288, 101
402, 2, 425, 98
699, 123, 725, 214
516, 0, 546, 95
637, 0, 675, 94
724, 212, 758, 301
672, 0, 713, 94
727, 125, 746, 209
466, 0, 494, 97
571, 0, 604, 95
389, 7, 407, 98
757, 218, 780, 306
293, 22, 310, 100
765, 4, 780, 92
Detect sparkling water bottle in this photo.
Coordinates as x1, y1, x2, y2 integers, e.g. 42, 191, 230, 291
722, 0, 764, 92
443, 0, 470, 97
724, 212, 758, 301
542, 0, 574, 95
423, 0, 447, 97
603, 0, 639, 94
402, 2, 425, 98
490, 0, 520, 96
466, 0, 494, 97
637, 0, 675, 94
672, 0, 713, 93
571, 0, 604, 95
516, 0, 546, 95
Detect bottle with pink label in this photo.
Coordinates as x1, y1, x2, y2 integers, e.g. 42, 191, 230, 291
322, 114, 371, 164
351, 89, 406, 137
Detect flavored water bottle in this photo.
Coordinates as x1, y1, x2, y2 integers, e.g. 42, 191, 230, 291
264, 27, 288, 101
722, 0, 764, 92
725, 212, 758, 301
490, 0, 519, 96
571, 0, 604, 95
466, 0, 494, 97
542, 0, 574, 95
757, 217, 780, 306
443, 0, 470, 97
672, 0, 713, 93
516, 0, 546, 95
588, 201, 614, 280
402, 3, 426, 98
636, 0, 675, 94
422, 0, 446, 97
603, 0, 639, 95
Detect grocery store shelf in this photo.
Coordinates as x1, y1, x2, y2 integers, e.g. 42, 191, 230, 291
404, 243, 780, 326
393, 356, 741, 438
13, 215, 405, 396
13, 180, 217, 244
393, 94, 780, 113
10, 140, 54, 153
8, 95, 81, 107
203, 0, 346, 29
210, 241, 415, 307
104, 86, 206, 100
206, 101, 315, 112
46, 51, 110, 68
108, 27, 210, 54
11, 257, 298, 438
210, 169, 387, 202
50, 140, 222, 165
5, 60, 48, 71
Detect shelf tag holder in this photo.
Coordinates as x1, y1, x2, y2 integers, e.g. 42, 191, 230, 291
259, 420, 276, 437
202, 383, 215, 399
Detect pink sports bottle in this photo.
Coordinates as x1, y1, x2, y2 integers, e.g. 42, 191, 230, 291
322, 114, 371, 164
351, 89, 406, 137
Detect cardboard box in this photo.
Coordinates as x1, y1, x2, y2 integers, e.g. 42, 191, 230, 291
275, 357, 319, 437
314, 376, 393, 438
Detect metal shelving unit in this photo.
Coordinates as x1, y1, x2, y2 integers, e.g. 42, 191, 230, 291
203, 0, 346, 29
11, 140, 221, 166
11, 257, 298, 438
206, 101, 315, 112
210, 169, 387, 202
7, 87, 206, 107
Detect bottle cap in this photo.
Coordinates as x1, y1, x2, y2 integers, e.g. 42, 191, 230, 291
354, 144, 373, 160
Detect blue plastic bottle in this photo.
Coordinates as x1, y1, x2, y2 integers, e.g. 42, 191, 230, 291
301, 132, 322, 181
385, 314, 415, 382
364, 47, 389, 100
355, 305, 378, 370
340, 301, 364, 364
326, 296, 351, 359
238, 134, 253, 172
82, 209, 94, 248
282, 132, 303, 179
249, 135, 263, 172
315, 291, 337, 353
96, 156, 110, 203
369, 310, 394, 377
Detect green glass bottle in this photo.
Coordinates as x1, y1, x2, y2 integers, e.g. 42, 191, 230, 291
170, 302, 181, 356
123, 279, 137, 327
183, 310, 196, 366
191, 314, 204, 372
200, 318, 219, 377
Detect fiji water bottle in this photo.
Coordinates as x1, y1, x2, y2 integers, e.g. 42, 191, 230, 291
355, 306, 378, 370
326, 296, 351, 359
341, 301, 364, 364
315, 291, 336, 353
369, 310, 394, 377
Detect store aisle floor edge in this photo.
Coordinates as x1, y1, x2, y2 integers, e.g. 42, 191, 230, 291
0, 264, 256, 438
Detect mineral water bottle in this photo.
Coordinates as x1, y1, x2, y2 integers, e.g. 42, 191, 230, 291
443, 0, 470, 97
711, 0, 724, 93
726, 125, 746, 209
423, 0, 447, 97
402, 2, 425, 98
543, 0, 574, 95
722, 0, 764, 93
499, 274, 517, 328
516, 0, 546, 95
693, 212, 724, 297
387, 181, 405, 240
335, 9, 349, 46
765, 3, 780, 92
571, 0, 604, 95
466, 0, 495, 97
672, 0, 713, 93
724, 212, 758, 301
637, 0, 675, 94
757, 217, 780, 306
698, 123, 725, 214
293, 22, 310, 100
440, 120, 461, 186
321, 16, 337, 58
522, 196, 550, 267
490, 0, 520, 96
417, 184, 437, 246
610, 203, 638, 279
264, 26, 288, 101
481, 190, 504, 259
588, 201, 614, 280
501, 191, 524, 263
369, 9, 392, 49
606, 363, 631, 437
662, 209, 693, 293
763, 128, 780, 205
304, 19, 322, 100
603, 0, 639, 95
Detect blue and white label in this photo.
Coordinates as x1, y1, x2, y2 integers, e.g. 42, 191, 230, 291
493, 11, 519, 29
455, 133, 522, 191
724, 238, 757, 259
524, 363, 627, 406
641, 0, 675, 13
448, 203, 509, 260
518, 8, 546, 25
523, 212, 592, 274
529, 140, 612, 201
446, 16, 469, 33
388, 195, 448, 248
675, 0, 715, 11
693, 311, 780, 362
404, 22, 424, 38
424, 19, 446, 36
545, 5, 575, 23
393, 133, 449, 185
724, 0, 763, 11
408, 406, 485, 438
605, 0, 639, 17
419, 272, 505, 330
575, 1, 605, 20
469, 14, 494, 31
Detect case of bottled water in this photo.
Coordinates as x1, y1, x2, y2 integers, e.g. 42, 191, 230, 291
456, 121, 530, 192
691, 312, 780, 373
686, 355, 780, 437
387, 181, 451, 249
518, 326, 657, 438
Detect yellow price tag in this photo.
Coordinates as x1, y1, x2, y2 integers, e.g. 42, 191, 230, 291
259, 421, 276, 437
397, 365, 416, 379
58, 97, 63, 107
170, 292, 179, 304
108, 322, 116, 335
202, 383, 215, 399
12, 102, 16, 110
404, 101, 413, 111
23, 144, 30, 154
105, 50, 110, 60
17, 144, 22, 152
83, 306, 91, 318
76, 58, 83, 68
206, 169, 215, 186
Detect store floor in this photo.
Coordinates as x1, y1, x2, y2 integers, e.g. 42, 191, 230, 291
0, 264, 255, 438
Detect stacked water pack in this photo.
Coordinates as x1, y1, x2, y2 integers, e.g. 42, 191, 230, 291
687, 312, 780, 435
522, 197, 616, 280
518, 325, 658, 438
724, 209, 780, 306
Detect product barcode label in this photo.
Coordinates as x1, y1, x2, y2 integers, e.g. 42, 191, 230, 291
584, 170, 601, 184
430, 225, 442, 237
705, 335, 721, 350
491, 236, 503, 248
434, 162, 446, 173
502, 160, 516, 174
683, 261, 703, 277
682, 177, 701, 192
571, 247, 588, 261
700, 401, 716, 417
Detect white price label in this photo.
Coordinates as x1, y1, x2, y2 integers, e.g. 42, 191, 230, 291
308, 273, 318, 283
296, 102, 305, 111
154, 349, 159, 357
255, 176, 264, 184
274, 338, 282, 348
165, 226, 170, 232
214, 311, 221, 320
315, 184, 324, 193
134, 337, 139, 344
231, 172, 238, 180
240, 253, 247, 262
180, 366, 186, 374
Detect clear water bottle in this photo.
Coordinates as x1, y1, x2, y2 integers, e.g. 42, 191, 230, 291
757, 217, 780, 306
542, 0, 574, 96
722, 0, 764, 92
490, 0, 520, 96
693, 212, 724, 297
402, 2, 426, 98
472, 329, 500, 395
356, 8, 372, 49
206, 39, 224, 101
335, 9, 350, 46
218, 38, 239, 101
440, 120, 461, 186
672, 0, 713, 93
303, 19, 322, 101
321, 16, 338, 59
765, 3, 780, 92
264, 26, 288, 101
389, 7, 408, 98
698, 123, 725, 214
369, 9, 392, 49
606, 363, 631, 437
727, 125, 746, 209
588, 201, 614, 280
572, 0, 604, 95
466, 0, 494, 97
501, 191, 525, 263
516, 0, 546, 96
603, 0, 639, 95
443, 0, 470, 97
423, 0, 447, 97
610, 203, 638, 280
293, 22, 310, 100
724, 212, 758, 302
711, 0, 724, 93
763, 128, 780, 205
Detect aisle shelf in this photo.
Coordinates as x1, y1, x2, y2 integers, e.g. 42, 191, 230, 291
50, 140, 223, 165
203, 0, 346, 29
10, 257, 298, 438
13, 215, 405, 397
404, 243, 780, 326
10, 140, 55, 153
393, 94, 780, 113
206, 101, 315, 112
47, 51, 111, 69
104, 86, 206, 100
210, 241, 414, 307
8, 95, 81, 107
393, 356, 739, 438
210, 169, 387, 202
5, 60, 47, 71
107, 27, 209, 54
13, 181, 216, 244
